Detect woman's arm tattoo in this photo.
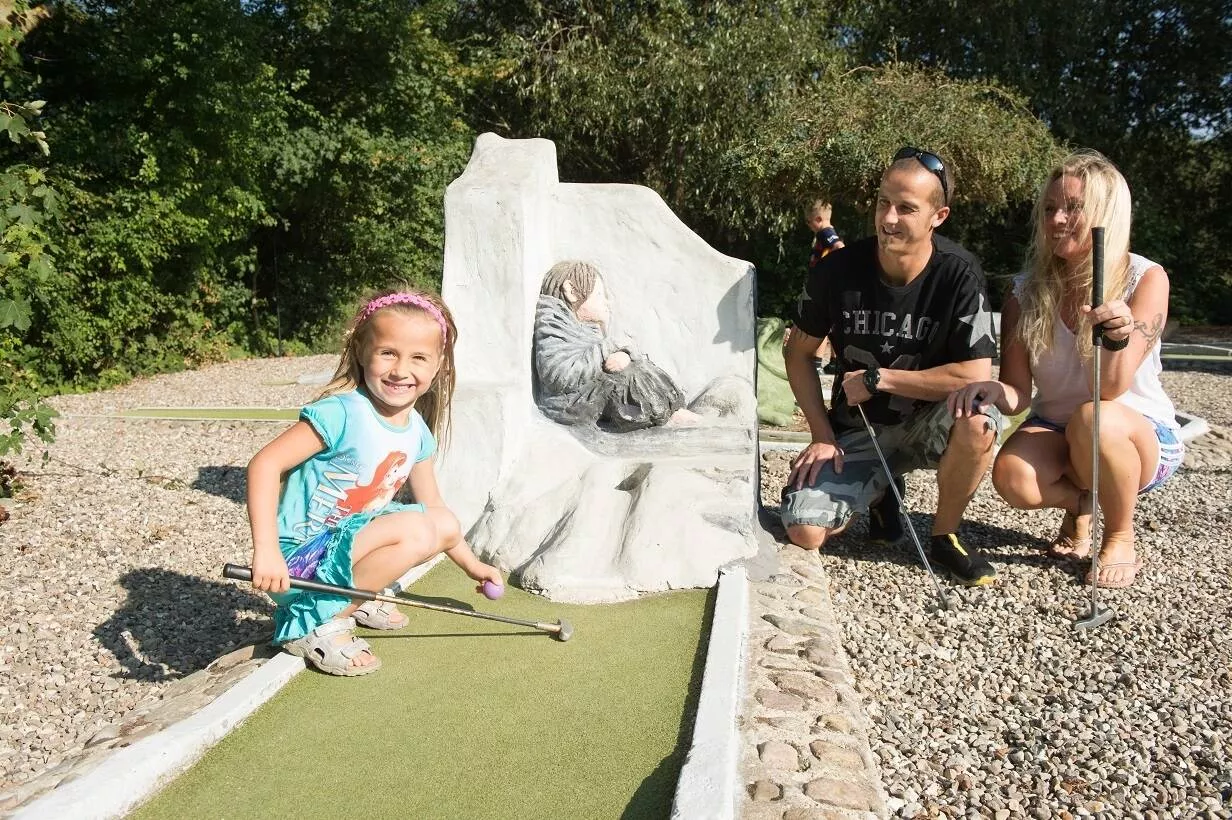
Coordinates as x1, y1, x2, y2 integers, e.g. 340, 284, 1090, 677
1133, 314, 1164, 344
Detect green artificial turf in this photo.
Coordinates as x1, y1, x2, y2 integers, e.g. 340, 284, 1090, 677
120, 407, 300, 421
132, 566, 712, 820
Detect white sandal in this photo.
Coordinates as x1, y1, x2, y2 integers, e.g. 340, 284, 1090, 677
284, 617, 381, 676
353, 600, 409, 630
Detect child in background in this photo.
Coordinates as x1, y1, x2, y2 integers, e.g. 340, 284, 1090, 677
246, 288, 502, 676
791, 199, 845, 373
805, 199, 845, 268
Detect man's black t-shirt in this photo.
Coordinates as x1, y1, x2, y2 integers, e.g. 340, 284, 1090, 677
795, 234, 997, 433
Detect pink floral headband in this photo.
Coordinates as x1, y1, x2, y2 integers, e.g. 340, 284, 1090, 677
359, 292, 449, 342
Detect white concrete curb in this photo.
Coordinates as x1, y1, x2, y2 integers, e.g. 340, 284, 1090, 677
670, 565, 750, 820
11, 652, 305, 820
13, 554, 446, 820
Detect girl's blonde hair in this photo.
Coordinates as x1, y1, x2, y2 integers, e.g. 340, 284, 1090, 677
1017, 150, 1133, 364
318, 287, 458, 449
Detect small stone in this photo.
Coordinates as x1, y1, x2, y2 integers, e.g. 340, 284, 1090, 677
762, 615, 820, 637
765, 635, 802, 654
757, 740, 800, 770
803, 777, 877, 811
793, 588, 826, 606
748, 779, 782, 801
771, 672, 838, 709
808, 740, 864, 770
755, 688, 806, 711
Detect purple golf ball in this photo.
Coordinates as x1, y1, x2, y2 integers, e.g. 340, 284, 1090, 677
481, 580, 505, 600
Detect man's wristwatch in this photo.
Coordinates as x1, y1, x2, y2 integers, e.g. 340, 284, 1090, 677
863, 366, 881, 395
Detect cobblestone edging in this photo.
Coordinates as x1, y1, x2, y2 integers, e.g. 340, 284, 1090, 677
0, 641, 283, 817
741, 545, 889, 820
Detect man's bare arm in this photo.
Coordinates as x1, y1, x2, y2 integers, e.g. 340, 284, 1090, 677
784, 327, 838, 444
877, 359, 994, 402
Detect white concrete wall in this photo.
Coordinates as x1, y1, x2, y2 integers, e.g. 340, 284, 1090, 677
437, 133, 757, 532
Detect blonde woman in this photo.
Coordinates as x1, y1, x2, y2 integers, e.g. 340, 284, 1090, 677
948, 151, 1183, 589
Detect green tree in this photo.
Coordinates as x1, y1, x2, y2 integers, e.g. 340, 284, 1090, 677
246, 0, 475, 341
841, 0, 1232, 321
0, 0, 58, 459
461, 0, 1061, 315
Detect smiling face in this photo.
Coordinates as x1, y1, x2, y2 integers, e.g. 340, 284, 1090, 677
360, 310, 443, 425
874, 166, 949, 255
1042, 174, 1090, 265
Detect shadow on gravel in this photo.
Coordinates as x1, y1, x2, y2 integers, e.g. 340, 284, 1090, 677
815, 512, 1056, 571
191, 465, 247, 504
96, 568, 274, 681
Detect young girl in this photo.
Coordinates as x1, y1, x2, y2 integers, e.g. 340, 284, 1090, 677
247, 288, 502, 676
948, 151, 1183, 589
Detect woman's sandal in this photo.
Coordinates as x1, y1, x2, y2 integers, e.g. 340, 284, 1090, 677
1047, 493, 1093, 560
353, 600, 409, 630
1084, 534, 1143, 589
284, 617, 381, 676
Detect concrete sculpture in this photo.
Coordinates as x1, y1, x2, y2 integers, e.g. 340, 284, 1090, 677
435, 133, 760, 602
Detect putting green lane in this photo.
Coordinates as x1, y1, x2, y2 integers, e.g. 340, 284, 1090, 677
119, 408, 300, 421
132, 566, 712, 820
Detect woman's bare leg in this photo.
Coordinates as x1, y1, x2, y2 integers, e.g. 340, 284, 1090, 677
1065, 401, 1159, 585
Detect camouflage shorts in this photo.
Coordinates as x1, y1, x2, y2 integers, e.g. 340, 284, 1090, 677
780, 401, 1003, 531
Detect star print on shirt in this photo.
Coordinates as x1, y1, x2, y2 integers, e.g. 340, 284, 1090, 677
958, 292, 996, 349
880, 340, 894, 355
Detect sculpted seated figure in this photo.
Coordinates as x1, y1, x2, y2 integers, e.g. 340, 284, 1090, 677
533, 260, 735, 432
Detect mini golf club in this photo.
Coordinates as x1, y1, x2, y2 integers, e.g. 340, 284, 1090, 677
856, 405, 955, 613
1074, 226, 1116, 632
222, 564, 574, 641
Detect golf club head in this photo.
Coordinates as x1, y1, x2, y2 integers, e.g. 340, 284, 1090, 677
1073, 604, 1114, 631
553, 619, 574, 642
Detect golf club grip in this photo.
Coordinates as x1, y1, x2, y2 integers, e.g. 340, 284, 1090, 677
1091, 227, 1105, 344
222, 563, 377, 601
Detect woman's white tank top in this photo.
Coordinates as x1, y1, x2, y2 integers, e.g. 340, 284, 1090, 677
1012, 254, 1178, 429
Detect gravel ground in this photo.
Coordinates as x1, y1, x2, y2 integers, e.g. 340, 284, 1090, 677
2, 354, 1229, 817
0, 355, 337, 790
760, 367, 1232, 818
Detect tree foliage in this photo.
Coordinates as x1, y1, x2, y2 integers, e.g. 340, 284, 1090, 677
0, 0, 1226, 415
0, 0, 58, 458
462, 0, 1061, 314
841, 0, 1232, 320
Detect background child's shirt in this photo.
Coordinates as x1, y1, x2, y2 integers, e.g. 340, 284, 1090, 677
277, 389, 436, 549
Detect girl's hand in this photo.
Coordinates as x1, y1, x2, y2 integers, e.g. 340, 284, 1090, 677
251, 549, 290, 594
948, 381, 1004, 418
469, 562, 503, 593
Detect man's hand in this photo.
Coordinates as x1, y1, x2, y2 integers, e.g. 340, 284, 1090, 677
842, 369, 873, 404
787, 441, 844, 491
603, 351, 631, 372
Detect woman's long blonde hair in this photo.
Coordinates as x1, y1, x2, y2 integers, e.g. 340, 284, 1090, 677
318, 287, 458, 449
1017, 151, 1133, 364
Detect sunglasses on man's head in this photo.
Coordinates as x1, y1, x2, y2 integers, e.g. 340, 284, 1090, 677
893, 146, 949, 205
